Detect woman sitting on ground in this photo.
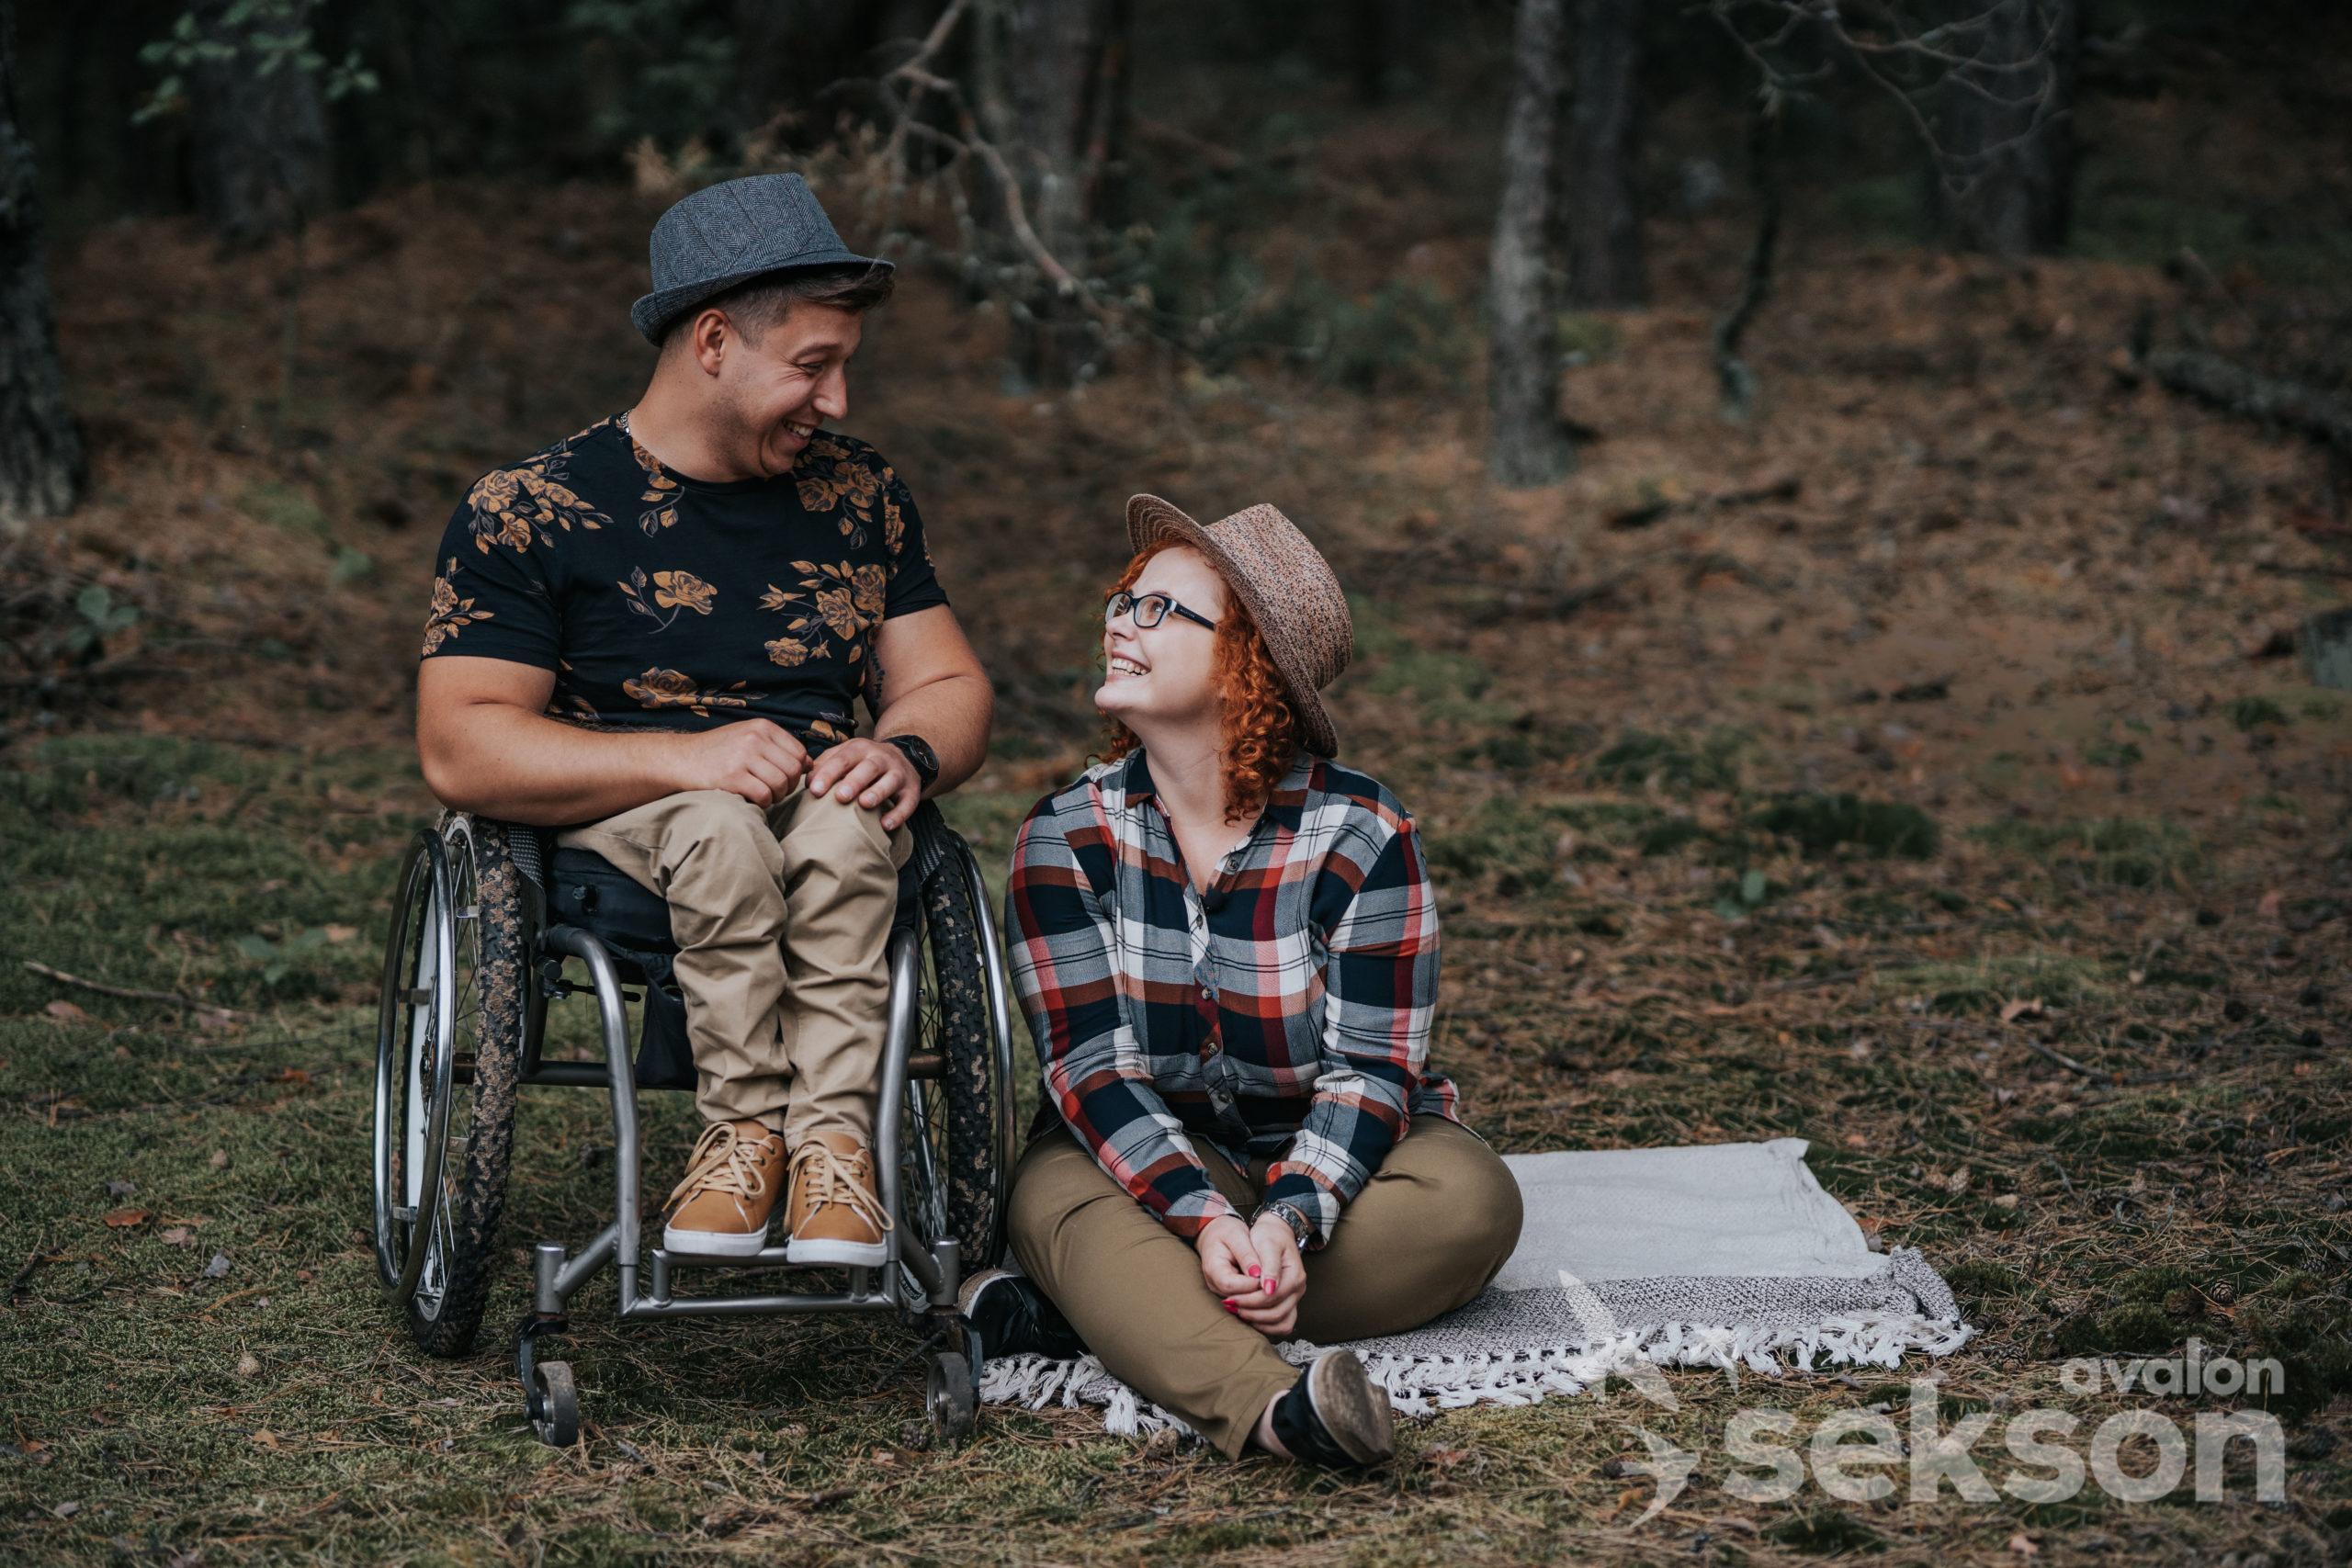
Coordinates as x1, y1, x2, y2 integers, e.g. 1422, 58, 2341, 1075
961, 495, 1523, 1467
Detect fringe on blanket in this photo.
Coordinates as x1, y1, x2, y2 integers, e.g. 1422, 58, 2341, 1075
977, 1311, 1975, 1441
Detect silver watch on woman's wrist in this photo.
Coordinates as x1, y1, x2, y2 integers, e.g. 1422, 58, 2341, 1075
1252, 1200, 1314, 1250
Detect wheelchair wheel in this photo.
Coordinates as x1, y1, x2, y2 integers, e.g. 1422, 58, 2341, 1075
926, 1349, 977, 1442
371, 813, 529, 1357
901, 838, 1012, 1278
530, 1360, 581, 1447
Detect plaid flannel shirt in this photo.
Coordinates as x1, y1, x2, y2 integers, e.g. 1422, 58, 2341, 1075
1005, 748, 1458, 1249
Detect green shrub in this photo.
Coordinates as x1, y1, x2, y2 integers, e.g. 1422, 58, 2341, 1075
1972, 816, 2200, 888
1590, 728, 1747, 794
2229, 695, 2292, 731
1751, 793, 1939, 859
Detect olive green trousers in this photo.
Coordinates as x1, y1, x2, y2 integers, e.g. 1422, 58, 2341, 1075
1007, 1117, 1522, 1457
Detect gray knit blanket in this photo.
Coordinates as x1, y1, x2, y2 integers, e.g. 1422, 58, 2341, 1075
978, 1138, 1973, 1436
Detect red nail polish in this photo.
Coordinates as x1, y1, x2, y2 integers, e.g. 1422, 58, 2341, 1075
1247, 1265, 1261, 1278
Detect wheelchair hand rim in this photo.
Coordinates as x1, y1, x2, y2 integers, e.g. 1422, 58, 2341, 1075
372, 827, 462, 1304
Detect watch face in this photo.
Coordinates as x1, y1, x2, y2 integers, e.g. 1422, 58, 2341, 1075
893, 735, 939, 777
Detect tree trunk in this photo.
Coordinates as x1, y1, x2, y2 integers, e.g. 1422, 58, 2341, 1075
0, 0, 85, 530
1349, 0, 1420, 104
1560, 0, 1645, 307
1932, 0, 2077, 256
1712, 95, 1781, 418
988, 0, 1128, 389
1487, 0, 1573, 487
187, 0, 329, 244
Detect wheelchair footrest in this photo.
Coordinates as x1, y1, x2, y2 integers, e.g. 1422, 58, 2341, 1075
650, 1242, 806, 1271
638, 1247, 903, 1314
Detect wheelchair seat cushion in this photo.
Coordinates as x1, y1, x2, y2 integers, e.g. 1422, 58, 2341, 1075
548, 846, 680, 961
546, 847, 695, 1090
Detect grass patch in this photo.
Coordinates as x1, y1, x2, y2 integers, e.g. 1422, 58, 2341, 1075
1589, 728, 1747, 795
1365, 645, 1500, 716
1351, 596, 1517, 727
2227, 695, 2292, 732
1871, 952, 2112, 1015
2071, 186, 2352, 286
1751, 792, 1939, 859
0, 733, 279, 817
1827, 172, 1926, 242
1765, 1506, 1885, 1554
1425, 795, 1697, 893
1553, 310, 1623, 364
1971, 815, 2201, 888
4, 739, 425, 1015
240, 479, 333, 540
2084, 739, 2143, 768
1453, 720, 1597, 773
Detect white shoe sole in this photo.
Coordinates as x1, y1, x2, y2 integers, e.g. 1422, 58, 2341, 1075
662, 1224, 771, 1258
956, 1266, 1015, 1318
785, 1235, 889, 1268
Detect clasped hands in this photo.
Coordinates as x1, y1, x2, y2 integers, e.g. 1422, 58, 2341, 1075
1195, 1212, 1306, 1338
673, 719, 922, 829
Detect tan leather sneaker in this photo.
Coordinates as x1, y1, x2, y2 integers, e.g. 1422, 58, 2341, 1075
662, 1120, 788, 1258
783, 1130, 893, 1268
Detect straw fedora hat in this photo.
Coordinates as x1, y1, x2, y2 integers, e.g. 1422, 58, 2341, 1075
1125, 494, 1354, 758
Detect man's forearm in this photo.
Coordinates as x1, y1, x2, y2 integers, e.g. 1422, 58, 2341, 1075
422, 703, 686, 826
875, 671, 993, 795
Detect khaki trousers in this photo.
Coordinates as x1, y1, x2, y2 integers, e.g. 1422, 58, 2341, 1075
1007, 1117, 1523, 1458
557, 784, 912, 1145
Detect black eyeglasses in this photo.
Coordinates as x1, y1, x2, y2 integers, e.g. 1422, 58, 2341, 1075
1104, 590, 1219, 633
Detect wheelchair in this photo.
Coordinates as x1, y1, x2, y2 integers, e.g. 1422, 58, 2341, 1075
368, 799, 1018, 1446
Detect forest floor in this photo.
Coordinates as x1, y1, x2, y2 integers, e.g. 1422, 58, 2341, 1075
6, 78, 2352, 1567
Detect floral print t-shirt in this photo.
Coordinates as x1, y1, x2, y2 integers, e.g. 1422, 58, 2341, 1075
419, 413, 948, 751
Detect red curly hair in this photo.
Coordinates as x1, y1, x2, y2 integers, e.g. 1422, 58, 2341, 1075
1099, 540, 1300, 823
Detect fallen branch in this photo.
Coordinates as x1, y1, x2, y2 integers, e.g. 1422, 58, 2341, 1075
24, 960, 251, 1020
199, 1284, 271, 1316
1606, 474, 1801, 530
2143, 348, 2352, 455
2022, 1036, 2109, 1082
8, 1243, 54, 1297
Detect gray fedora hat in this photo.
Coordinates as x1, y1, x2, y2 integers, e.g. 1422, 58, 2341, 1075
630, 173, 894, 344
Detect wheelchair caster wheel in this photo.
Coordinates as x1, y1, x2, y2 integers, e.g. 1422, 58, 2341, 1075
926, 1350, 976, 1441
531, 1360, 581, 1447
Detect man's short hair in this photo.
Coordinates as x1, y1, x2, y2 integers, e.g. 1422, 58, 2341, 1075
660, 263, 897, 354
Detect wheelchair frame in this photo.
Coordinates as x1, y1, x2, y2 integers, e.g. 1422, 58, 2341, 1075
370, 805, 1019, 1445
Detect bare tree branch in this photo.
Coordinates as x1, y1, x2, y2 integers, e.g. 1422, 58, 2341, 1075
862, 0, 1112, 324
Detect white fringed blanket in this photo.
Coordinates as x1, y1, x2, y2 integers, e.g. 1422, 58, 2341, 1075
978, 1138, 1973, 1437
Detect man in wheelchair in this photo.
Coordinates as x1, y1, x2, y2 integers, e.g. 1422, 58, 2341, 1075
413, 174, 991, 1271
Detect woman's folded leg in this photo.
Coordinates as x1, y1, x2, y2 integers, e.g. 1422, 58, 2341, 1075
1006, 1132, 1298, 1459
1290, 1118, 1523, 1346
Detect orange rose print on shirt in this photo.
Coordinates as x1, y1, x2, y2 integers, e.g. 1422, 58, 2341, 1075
623, 668, 751, 718
421, 558, 495, 654
618, 567, 717, 632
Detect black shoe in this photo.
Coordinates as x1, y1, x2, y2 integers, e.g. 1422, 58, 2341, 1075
957, 1268, 1087, 1364
1271, 1349, 1395, 1468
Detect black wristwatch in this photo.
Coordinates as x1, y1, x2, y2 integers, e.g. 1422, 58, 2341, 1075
883, 732, 941, 789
